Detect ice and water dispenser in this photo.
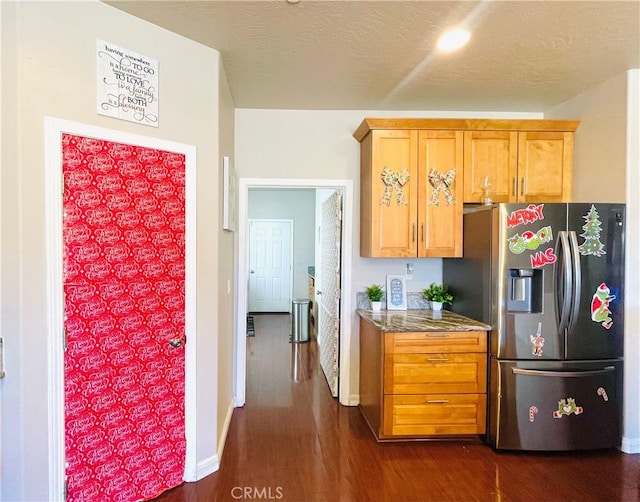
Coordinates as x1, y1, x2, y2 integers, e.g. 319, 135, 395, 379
508, 268, 543, 312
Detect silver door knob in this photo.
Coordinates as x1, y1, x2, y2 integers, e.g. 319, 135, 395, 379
169, 338, 183, 348
250, 270, 255, 274
316, 291, 322, 295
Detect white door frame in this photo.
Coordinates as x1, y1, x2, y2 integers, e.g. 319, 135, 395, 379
44, 118, 198, 500
235, 178, 354, 407
248, 219, 294, 313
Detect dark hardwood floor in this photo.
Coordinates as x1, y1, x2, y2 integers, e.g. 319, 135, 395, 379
155, 314, 640, 502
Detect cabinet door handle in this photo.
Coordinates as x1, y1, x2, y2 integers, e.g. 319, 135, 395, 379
521, 177, 526, 196
426, 358, 449, 362
421, 224, 425, 242
427, 399, 450, 404
512, 177, 517, 196
412, 223, 416, 243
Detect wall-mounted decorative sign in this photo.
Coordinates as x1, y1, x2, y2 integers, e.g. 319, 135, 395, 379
386, 274, 407, 311
97, 40, 158, 127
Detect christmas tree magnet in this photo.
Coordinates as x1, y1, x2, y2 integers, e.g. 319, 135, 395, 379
578, 205, 606, 257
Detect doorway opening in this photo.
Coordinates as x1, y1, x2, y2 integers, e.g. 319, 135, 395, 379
235, 179, 354, 407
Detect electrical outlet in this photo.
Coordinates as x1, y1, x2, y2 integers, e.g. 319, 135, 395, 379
406, 263, 414, 280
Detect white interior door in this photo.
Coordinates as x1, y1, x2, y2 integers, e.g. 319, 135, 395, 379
248, 219, 293, 312
318, 191, 342, 397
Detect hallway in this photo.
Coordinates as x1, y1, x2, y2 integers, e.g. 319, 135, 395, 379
155, 314, 640, 501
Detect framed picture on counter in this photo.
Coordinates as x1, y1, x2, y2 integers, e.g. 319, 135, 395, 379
386, 275, 407, 310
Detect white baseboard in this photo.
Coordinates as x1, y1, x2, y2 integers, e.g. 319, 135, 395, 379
217, 400, 235, 460
185, 455, 219, 482
185, 400, 235, 482
621, 436, 640, 454
342, 394, 359, 406
194, 455, 219, 481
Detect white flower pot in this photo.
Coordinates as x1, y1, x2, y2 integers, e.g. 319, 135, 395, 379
431, 301, 443, 311
371, 301, 382, 312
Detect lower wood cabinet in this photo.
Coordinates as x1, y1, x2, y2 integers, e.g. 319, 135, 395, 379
383, 394, 486, 437
359, 317, 488, 441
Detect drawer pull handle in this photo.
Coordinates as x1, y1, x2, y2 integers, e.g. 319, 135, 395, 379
427, 358, 449, 362
425, 333, 450, 338
427, 399, 450, 404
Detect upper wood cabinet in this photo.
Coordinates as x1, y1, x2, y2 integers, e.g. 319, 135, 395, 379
357, 127, 463, 258
463, 130, 518, 203
517, 131, 575, 203
354, 119, 580, 258
464, 129, 577, 203
418, 131, 463, 258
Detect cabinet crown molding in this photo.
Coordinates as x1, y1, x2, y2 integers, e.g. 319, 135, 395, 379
353, 118, 580, 143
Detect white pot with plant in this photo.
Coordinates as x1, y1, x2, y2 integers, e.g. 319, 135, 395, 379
365, 284, 384, 311
421, 283, 453, 311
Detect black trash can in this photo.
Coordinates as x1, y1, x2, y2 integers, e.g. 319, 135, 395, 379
291, 298, 310, 343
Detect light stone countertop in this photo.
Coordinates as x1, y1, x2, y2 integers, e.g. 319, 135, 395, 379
356, 309, 491, 332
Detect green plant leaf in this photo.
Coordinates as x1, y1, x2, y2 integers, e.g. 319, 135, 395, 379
421, 282, 453, 304
365, 284, 384, 302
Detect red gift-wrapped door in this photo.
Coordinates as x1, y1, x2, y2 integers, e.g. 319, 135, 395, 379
63, 134, 186, 501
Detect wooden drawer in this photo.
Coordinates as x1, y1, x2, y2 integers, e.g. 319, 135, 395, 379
385, 331, 487, 354
384, 353, 487, 394
383, 394, 487, 436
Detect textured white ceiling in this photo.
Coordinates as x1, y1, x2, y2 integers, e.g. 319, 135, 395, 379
107, 0, 640, 112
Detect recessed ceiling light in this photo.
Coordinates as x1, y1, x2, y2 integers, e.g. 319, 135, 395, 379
437, 29, 471, 52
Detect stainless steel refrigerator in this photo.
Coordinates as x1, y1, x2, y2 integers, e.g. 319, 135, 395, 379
443, 203, 625, 451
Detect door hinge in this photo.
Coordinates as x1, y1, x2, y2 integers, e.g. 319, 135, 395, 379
61, 172, 65, 195
64, 477, 68, 500
63, 327, 68, 351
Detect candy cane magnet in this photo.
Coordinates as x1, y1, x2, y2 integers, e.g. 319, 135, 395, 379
597, 387, 609, 401
529, 406, 539, 422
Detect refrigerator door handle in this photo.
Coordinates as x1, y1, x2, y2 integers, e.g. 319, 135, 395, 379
512, 366, 615, 377
555, 231, 573, 335
567, 231, 582, 334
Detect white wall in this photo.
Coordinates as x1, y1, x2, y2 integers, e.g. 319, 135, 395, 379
248, 188, 316, 299
216, 60, 236, 463
546, 70, 640, 453
546, 73, 627, 202
0, 1, 228, 499
0, 38, 3, 499
235, 109, 542, 400
623, 69, 640, 453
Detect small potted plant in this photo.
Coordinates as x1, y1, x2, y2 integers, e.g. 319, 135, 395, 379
422, 283, 453, 311
365, 284, 384, 312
